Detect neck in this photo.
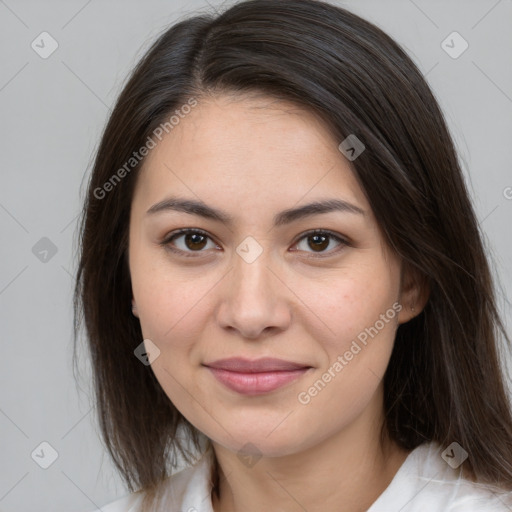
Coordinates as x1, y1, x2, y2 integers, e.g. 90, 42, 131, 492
210, 397, 410, 512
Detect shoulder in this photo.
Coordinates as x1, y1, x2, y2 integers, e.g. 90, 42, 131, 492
89, 448, 215, 512
369, 442, 512, 512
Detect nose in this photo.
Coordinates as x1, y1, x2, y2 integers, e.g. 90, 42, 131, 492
215, 249, 292, 340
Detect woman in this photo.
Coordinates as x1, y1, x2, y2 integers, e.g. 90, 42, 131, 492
74, 0, 512, 510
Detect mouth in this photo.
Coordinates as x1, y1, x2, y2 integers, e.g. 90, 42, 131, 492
203, 357, 312, 395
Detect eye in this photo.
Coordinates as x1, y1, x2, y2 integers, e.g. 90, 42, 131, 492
291, 229, 348, 256
161, 228, 349, 259
162, 228, 220, 257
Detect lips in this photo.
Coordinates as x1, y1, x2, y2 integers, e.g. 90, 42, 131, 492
205, 357, 309, 372
203, 357, 312, 395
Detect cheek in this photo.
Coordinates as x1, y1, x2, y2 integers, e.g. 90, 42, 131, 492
293, 272, 400, 434
131, 257, 216, 351
296, 263, 399, 354
131, 265, 214, 408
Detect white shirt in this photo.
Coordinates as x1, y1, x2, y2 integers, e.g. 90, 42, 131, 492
93, 441, 512, 511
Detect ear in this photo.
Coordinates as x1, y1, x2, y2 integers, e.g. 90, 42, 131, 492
131, 299, 139, 318
397, 262, 429, 325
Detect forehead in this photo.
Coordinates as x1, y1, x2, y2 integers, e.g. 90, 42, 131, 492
133, 94, 369, 214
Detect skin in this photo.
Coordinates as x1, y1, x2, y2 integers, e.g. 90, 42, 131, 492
129, 93, 427, 512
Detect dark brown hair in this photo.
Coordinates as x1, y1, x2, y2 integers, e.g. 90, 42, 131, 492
74, 0, 512, 507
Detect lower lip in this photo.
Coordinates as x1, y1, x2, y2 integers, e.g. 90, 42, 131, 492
206, 367, 310, 395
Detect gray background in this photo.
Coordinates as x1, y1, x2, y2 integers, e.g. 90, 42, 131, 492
0, 0, 511, 511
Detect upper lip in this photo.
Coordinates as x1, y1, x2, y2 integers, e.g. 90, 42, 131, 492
204, 357, 311, 373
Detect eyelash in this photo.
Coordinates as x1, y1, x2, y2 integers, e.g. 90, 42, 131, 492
160, 228, 350, 259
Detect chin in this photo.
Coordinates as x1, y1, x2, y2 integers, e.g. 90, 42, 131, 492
207, 422, 320, 459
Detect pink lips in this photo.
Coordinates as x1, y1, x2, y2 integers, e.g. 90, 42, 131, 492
204, 357, 311, 395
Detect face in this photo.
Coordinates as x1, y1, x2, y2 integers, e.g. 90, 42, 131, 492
128, 93, 417, 458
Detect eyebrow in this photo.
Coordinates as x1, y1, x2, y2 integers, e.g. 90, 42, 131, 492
146, 196, 365, 227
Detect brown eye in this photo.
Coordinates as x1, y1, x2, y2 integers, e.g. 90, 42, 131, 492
293, 230, 348, 256
307, 233, 330, 252
184, 232, 208, 250
163, 229, 218, 257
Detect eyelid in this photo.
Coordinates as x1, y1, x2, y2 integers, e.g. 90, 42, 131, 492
162, 227, 212, 243
291, 228, 349, 245
160, 228, 350, 258
161, 228, 220, 258
285, 229, 350, 261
